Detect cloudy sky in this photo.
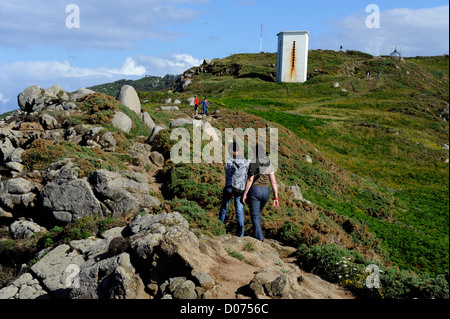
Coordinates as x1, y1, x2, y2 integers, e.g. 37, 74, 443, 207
0, 0, 448, 113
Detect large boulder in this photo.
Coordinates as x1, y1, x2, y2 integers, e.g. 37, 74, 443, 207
170, 118, 193, 128
0, 178, 36, 214
91, 169, 160, 217
9, 220, 47, 240
39, 159, 103, 223
111, 112, 132, 133
17, 85, 42, 112
69, 88, 95, 102
70, 252, 147, 299
116, 85, 141, 115
18, 84, 73, 113
40, 178, 103, 223
141, 112, 156, 132
29, 244, 85, 299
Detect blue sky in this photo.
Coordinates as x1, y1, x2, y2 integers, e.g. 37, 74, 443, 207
0, 0, 449, 113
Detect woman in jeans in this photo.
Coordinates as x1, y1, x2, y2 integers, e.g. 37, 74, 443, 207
242, 144, 279, 241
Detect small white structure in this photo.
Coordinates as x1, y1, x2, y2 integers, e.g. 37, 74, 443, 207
276, 31, 310, 83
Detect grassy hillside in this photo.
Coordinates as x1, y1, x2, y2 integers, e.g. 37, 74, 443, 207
138, 50, 449, 279
88, 74, 177, 97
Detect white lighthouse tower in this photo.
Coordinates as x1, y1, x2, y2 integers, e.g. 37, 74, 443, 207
276, 31, 310, 83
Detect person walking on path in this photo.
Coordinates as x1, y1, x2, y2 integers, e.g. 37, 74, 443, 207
242, 144, 279, 241
194, 95, 200, 115
202, 97, 210, 116
219, 142, 248, 237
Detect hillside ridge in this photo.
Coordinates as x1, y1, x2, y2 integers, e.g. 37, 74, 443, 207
0, 49, 448, 299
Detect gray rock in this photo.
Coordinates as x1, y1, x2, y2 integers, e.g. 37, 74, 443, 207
30, 244, 85, 298
9, 220, 47, 239
141, 112, 156, 132
92, 169, 160, 217
304, 155, 313, 163
43, 158, 79, 184
170, 118, 193, 128
4, 148, 24, 164
99, 131, 117, 152
40, 178, 103, 223
6, 162, 24, 173
173, 280, 197, 299
287, 185, 304, 201
111, 112, 132, 133
62, 102, 77, 110
187, 97, 195, 106
17, 85, 42, 112
160, 106, 179, 111
126, 212, 189, 236
192, 272, 215, 290
46, 84, 62, 96
150, 151, 165, 167
0, 137, 15, 163
70, 253, 147, 299
0, 273, 48, 299
116, 85, 141, 115
441, 104, 449, 121
147, 125, 166, 144
2, 178, 33, 194
182, 79, 192, 90
39, 113, 59, 130
69, 88, 95, 102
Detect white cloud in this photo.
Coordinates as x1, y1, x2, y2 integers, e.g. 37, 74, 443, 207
316, 5, 449, 56
0, 58, 147, 81
0, 0, 208, 50
136, 53, 202, 75
0, 93, 10, 105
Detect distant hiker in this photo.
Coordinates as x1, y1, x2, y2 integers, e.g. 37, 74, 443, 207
219, 142, 249, 237
378, 71, 381, 79
202, 97, 210, 116
194, 95, 200, 115
242, 144, 279, 241
366, 71, 371, 79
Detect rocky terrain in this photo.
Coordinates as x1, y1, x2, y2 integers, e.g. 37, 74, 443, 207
0, 83, 354, 299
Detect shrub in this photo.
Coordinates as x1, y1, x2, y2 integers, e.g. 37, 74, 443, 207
297, 244, 449, 299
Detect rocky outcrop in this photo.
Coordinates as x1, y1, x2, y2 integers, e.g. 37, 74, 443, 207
17, 84, 85, 113
91, 169, 160, 217
0, 211, 353, 300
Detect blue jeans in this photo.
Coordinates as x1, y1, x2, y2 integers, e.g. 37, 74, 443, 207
219, 187, 244, 237
247, 187, 270, 241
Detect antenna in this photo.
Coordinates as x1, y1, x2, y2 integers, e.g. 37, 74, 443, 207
260, 23, 263, 53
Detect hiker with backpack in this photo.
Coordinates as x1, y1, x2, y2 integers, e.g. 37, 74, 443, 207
218, 141, 249, 237
202, 97, 210, 116
242, 144, 279, 241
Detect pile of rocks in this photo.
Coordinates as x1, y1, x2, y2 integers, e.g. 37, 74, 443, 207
0, 211, 353, 300
1, 84, 164, 227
